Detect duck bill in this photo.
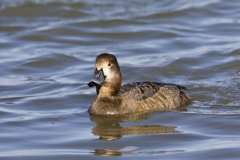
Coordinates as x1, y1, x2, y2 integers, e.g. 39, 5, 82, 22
88, 68, 105, 87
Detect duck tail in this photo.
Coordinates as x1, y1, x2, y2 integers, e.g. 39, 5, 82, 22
180, 91, 190, 107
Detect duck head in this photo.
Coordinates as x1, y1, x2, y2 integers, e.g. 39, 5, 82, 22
88, 53, 122, 96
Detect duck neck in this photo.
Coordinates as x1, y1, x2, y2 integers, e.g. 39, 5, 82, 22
98, 74, 121, 97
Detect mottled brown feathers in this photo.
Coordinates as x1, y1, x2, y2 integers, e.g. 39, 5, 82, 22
119, 82, 186, 101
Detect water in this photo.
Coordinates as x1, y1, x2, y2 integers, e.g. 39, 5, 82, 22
0, 0, 240, 159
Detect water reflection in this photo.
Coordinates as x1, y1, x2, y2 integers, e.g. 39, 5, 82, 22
94, 149, 122, 156
90, 113, 176, 141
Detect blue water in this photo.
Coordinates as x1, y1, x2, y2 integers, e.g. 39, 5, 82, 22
0, 0, 240, 159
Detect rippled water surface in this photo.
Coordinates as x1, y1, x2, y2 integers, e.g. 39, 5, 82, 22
0, 0, 240, 159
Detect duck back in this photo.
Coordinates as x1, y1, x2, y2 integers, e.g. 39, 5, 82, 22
118, 82, 189, 111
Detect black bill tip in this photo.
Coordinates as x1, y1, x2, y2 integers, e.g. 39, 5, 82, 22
87, 81, 99, 87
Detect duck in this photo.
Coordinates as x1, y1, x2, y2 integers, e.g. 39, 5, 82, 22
88, 53, 190, 115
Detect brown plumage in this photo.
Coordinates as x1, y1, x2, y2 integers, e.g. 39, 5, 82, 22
88, 53, 190, 115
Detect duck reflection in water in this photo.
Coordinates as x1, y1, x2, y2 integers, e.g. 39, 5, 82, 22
90, 112, 177, 141
90, 113, 177, 156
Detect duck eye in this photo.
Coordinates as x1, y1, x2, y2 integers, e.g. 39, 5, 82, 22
108, 63, 111, 66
